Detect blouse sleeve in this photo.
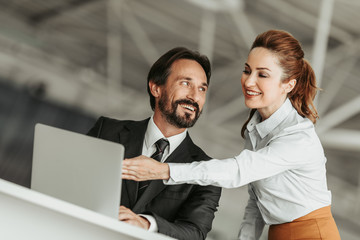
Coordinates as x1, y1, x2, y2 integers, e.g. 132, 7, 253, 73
166, 129, 321, 188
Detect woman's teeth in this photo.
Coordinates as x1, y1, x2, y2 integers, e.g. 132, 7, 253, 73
247, 90, 261, 96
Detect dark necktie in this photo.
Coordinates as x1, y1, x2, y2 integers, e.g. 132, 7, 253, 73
137, 138, 169, 200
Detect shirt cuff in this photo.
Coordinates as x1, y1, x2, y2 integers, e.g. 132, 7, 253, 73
164, 163, 179, 185
139, 214, 158, 232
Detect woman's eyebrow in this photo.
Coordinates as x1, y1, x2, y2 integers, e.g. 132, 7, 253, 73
245, 63, 271, 71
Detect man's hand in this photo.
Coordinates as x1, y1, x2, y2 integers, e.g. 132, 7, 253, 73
118, 206, 150, 229
122, 155, 170, 181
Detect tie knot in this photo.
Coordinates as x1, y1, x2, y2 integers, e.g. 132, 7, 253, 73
155, 138, 169, 152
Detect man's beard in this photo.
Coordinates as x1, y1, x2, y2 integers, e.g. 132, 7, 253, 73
158, 92, 202, 128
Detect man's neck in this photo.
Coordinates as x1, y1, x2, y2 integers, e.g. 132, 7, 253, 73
153, 113, 186, 138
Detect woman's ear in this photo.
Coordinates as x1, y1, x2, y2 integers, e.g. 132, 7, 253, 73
149, 81, 161, 97
285, 79, 297, 93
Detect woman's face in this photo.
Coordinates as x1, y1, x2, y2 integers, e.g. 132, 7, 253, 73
241, 47, 294, 120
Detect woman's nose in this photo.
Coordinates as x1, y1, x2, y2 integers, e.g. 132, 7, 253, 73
244, 73, 256, 87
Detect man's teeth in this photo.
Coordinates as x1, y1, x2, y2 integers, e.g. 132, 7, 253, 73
247, 91, 261, 96
181, 104, 195, 111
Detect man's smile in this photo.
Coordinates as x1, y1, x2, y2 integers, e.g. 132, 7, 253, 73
180, 104, 196, 112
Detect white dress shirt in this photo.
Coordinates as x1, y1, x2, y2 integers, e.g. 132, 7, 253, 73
142, 116, 187, 163
140, 116, 187, 232
166, 98, 331, 239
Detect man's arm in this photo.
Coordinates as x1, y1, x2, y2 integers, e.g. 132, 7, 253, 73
118, 206, 150, 229
152, 184, 221, 240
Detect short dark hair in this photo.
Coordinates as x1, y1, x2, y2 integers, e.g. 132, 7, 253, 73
147, 47, 211, 110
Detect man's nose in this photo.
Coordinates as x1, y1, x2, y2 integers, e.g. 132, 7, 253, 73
187, 87, 200, 102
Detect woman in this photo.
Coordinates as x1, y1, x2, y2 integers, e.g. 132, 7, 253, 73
122, 30, 341, 240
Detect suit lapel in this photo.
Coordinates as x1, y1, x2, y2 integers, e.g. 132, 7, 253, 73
164, 133, 195, 164
120, 119, 148, 209
133, 133, 196, 212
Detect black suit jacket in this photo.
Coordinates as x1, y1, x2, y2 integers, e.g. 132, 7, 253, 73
87, 116, 221, 240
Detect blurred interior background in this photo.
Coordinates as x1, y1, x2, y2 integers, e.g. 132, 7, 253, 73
0, 0, 359, 239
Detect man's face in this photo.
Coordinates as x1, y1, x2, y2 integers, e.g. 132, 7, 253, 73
156, 59, 208, 128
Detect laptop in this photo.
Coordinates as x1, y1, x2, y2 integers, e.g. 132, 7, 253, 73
31, 123, 124, 219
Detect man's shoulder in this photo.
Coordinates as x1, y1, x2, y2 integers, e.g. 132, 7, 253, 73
186, 136, 211, 161
87, 116, 149, 137
97, 116, 148, 129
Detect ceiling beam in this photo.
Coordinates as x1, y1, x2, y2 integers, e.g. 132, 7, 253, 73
199, 9, 216, 116
228, 2, 256, 49
107, 0, 123, 91
129, 0, 193, 43
262, 0, 353, 43
312, 0, 334, 107
319, 129, 360, 152
324, 36, 360, 68
29, 0, 99, 25
319, 56, 358, 115
199, 10, 216, 63
129, 0, 238, 61
122, 1, 159, 66
335, 0, 360, 6
316, 95, 360, 134
327, 174, 360, 229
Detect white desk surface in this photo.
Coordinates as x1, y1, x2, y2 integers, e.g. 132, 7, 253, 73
0, 178, 175, 240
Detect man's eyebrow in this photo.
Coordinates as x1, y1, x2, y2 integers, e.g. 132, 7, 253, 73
176, 75, 191, 81
202, 82, 209, 88
245, 63, 271, 71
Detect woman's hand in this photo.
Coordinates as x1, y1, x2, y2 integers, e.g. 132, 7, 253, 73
122, 155, 170, 181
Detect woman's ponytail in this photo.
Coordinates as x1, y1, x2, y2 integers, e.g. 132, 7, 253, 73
288, 59, 319, 124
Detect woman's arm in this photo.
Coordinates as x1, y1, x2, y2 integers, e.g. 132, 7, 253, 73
122, 131, 318, 188
122, 155, 242, 188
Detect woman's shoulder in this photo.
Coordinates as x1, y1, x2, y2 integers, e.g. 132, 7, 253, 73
280, 109, 315, 134
270, 112, 324, 159
271, 110, 322, 147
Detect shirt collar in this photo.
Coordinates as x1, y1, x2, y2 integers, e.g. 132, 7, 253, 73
248, 98, 293, 139
246, 110, 261, 133
144, 115, 187, 154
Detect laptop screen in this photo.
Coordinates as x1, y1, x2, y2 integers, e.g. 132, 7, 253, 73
31, 123, 124, 219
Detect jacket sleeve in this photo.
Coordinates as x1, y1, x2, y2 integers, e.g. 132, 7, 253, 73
153, 184, 221, 240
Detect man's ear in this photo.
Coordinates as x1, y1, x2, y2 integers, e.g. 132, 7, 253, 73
285, 79, 297, 93
149, 81, 161, 97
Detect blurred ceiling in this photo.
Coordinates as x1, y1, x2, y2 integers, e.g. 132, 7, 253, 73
0, 0, 359, 239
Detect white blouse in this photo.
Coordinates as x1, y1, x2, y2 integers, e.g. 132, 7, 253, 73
166, 98, 331, 238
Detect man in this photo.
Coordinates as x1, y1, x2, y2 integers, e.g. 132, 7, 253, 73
87, 47, 221, 240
